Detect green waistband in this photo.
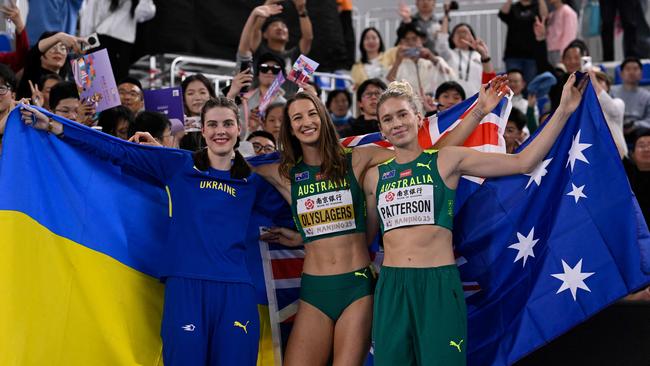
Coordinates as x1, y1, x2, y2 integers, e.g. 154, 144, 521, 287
301, 265, 374, 291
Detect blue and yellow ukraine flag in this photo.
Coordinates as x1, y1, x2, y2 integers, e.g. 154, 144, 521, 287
0, 108, 167, 365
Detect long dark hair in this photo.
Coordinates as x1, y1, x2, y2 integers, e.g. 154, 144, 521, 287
192, 97, 251, 179
278, 92, 347, 183
182, 73, 217, 116
110, 0, 140, 17
359, 27, 385, 64
449, 23, 476, 49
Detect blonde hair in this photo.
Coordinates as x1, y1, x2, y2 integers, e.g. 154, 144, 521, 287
377, 80, 421, 118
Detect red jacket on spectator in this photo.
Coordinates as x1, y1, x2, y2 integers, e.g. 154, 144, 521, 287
0, 29, 29, 73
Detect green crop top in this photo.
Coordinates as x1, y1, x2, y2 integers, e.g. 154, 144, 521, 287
290, 151, 366, 243
375, 149, 455, 234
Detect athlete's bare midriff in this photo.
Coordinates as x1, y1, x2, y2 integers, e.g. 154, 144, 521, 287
382, 225, 455, 267
302, 232, 371, 275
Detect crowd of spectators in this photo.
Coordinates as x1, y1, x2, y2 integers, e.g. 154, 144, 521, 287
0, 0, 648, 262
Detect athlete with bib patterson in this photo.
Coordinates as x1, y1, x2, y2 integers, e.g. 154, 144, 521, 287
363, 75, 587, 366
255, 81, 510, 365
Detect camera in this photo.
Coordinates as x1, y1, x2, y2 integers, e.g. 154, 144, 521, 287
81, 33, 101, 52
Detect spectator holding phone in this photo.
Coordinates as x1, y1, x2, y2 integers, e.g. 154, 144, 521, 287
398, 0, 441, 53
238, 1, 312, 98
434, 20, 492, 97
17, 31, 86, 100
227, 53, 287, 136
386, 23, 455, 101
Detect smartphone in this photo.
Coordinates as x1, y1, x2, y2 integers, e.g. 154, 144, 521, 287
581, 56, 593, 72
81, 33, 101, 53
404, 47, 420, 58
239, 60, 252, 94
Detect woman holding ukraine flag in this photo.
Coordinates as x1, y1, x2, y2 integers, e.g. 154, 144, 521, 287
21, 97, 264, 366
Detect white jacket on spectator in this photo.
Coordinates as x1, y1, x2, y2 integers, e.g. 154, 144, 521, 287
597, 90, 628, 158
434, 33, 482, 97
385, 47, 456, 98
80, 0, 156, 44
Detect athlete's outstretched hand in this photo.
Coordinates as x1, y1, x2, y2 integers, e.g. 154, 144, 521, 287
476, 75, 510, 114
558, 72, 588, 114
129, 131, 163, 147
260, 227, 303, 247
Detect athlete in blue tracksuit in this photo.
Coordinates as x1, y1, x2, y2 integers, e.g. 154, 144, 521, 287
21, 98, 263, 365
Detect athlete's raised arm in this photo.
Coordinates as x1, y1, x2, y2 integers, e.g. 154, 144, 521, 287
20, 104, 187, 183
433, 75, 510, 149
438, 73, 587, 187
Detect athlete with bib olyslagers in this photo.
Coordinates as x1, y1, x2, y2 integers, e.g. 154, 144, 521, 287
255, 81, 515, 365
363, 75, 587, 366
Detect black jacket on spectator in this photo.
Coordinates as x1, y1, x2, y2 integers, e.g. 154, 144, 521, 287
339, 115, 379, 137
624, 158, 650, 225
498, 1, 541, 60
17, 45, 70, 100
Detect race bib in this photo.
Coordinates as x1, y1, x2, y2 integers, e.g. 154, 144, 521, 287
377, 184, 435, 231
297, 189, 356, 237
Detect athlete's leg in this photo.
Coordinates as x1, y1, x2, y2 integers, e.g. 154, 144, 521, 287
210, 282, 259, 366
331, 295, 373, 366
372, 267, 416, 366
283, 300, 334, 366
160, 277, 208, 365
412, 266, 467, 366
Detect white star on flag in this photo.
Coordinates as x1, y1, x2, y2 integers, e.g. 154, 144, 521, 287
551, 259, 595, 301
566, 130, 592, 171
525, 158, 553, 189
508, 227, 539, 267
566, 183, 587, 203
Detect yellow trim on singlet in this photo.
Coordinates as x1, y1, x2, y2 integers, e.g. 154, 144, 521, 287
165, 185, 172, 218
378, 157, 396, 166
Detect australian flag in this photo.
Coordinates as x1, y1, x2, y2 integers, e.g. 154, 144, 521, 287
454, 81, 650, 365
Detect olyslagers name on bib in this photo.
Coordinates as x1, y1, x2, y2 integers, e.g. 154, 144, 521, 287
377, 174, 435, 231
296, 189, 356, 238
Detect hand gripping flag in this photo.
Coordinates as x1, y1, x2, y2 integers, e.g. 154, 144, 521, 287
453, 82, 650, 365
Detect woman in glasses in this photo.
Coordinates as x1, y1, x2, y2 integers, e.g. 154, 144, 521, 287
227, 52, 287, 137
17, 31, 86, 100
